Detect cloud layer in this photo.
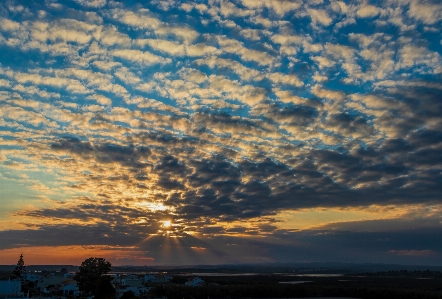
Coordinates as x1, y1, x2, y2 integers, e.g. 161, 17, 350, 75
0, 0, 441, 265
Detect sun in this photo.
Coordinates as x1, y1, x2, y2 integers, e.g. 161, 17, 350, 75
162, 220, 171, 228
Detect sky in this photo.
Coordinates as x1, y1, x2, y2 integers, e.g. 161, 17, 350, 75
0, 0, 441, 266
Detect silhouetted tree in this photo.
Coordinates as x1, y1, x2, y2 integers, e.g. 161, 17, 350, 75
120, 290, 136, 299
12, 253, 26, 280
95, 278, 116, 299
74, 257, 115, 299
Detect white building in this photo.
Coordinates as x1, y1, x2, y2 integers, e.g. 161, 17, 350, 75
61, 281, 79, 297
0, 280, 23, 297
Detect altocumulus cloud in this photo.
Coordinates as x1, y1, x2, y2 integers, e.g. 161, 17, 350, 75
0, 0, 441, 265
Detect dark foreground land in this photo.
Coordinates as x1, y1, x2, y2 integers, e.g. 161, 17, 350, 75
1, 264, 442, 299
152, 272, 442, 299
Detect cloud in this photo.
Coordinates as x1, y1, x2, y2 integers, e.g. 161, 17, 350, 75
109, 8, 199, 43
356, 3, 380, 18
311, 55, 335, 69
207, 75, 268, 105
219, 1, 253, 17
13, 72, 89, 94
397, 45, 440, 71
267, 72, 303, 87
241, 0, 301, 17
35, 19, 96, 44
271, 34, 305, 46
308, 8, 333, 26
1, 105, 58, 128
311, 84, 345, 101
239, 29, 261, 41
216, 36, 275, 66
187, 43, 219, 56
92, 60, 121, 71
325, 112, 375, 139
114, 67, 142, 85
407, 0, 442, 24
0, 18, 21, 31
108, 8, 160, 30
0, 79, 11, 87
136, 38, 185, 56
274, 89, 319, 107
0, 0, 442, 266
195, 56, 262, 81
111, 49, 171, 65
180, 3, 193, 12
75, 0, 107, 8
389, 250, 435, 256
98, 27, 131, 46
87, 94, 112, 105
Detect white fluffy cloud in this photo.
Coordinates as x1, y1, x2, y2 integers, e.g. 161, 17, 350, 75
111, 49, 172, 65
75, 0, 107, 8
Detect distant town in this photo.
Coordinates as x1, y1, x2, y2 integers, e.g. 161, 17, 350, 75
0, 255, 207, 299
0, 267, 199, 298
1, 255, 442, 299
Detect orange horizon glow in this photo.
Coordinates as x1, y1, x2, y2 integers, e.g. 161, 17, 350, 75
0, 245, 154, 266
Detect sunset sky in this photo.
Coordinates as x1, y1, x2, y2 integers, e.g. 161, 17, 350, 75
0, 0, 442, 266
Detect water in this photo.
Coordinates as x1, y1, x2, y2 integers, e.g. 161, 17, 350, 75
293, 298, 361, 299
279, 281, 313, 284
295, 273, 344, 277
183, 272, 261, 276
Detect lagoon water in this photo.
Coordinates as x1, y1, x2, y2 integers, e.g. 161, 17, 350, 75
295, 273, 344, 277
183, 272, 261, 276
279, 281, 313, 284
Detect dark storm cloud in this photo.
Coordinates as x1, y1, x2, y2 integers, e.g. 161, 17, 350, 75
326, 112, 374, 137
155, 155, 187, 173
0, 224, 142, 250
211, 179, 241, 194
192, 110, 271, 135
316, 216, 442, 233
51, 137, 93, 154
379, 138, 414, 153
186, 156, 241, 187
51, 137, 151, 168
2, 219, 441, 265
260, 102, 319, 127
378, 83, 442, 134
15, 201, 165, 227
240, 157, 295, 178
156, 139, 442, 221
408, 129, 442, 148
157, 177, 185, 189
408, 148, 442, 165
268, 227, 442, 265
46, 128, 442, 226
136, 131, 200, 146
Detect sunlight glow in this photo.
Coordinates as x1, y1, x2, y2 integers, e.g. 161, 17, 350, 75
139, 201, 171, 212
274, 204, 440, 230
